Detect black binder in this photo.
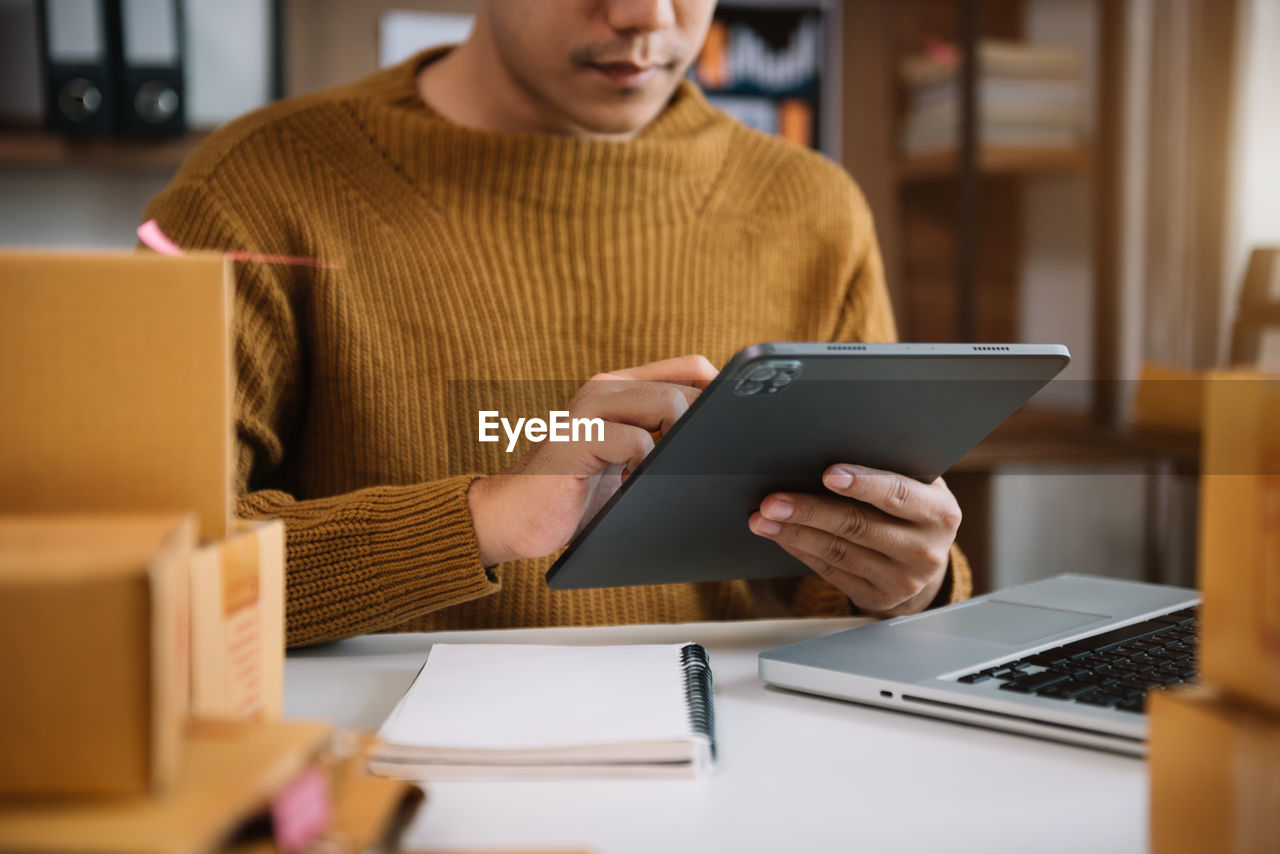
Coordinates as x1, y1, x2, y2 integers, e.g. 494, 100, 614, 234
115, 0, 185, 137
37, 0, 121, 135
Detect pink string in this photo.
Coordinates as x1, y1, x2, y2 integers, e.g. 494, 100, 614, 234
137, 219, 339, 269
270, 765, 332, 853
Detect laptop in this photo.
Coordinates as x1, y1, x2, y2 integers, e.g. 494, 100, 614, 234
758, 573, 1199, 756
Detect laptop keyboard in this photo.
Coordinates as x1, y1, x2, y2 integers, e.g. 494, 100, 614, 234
955, 606, 1198, 714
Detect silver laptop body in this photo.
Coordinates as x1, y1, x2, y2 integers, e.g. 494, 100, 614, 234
758, 574, 1199, 756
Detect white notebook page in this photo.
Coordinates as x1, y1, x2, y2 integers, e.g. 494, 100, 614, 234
377, 643, 698, 750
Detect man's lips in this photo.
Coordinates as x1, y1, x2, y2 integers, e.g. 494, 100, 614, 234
586, 61, 669, 88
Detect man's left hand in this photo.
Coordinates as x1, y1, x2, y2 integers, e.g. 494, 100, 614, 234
749, 465, 962, 617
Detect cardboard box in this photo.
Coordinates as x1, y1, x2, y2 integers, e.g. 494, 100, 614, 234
0, 252, 233, 541
1130, 362, 1208, 436
190, 520, 286, 721
1199, 373, 1280, 713
0, 719, 334, 854
227, 732, 425, 854
0, 515, 195, 798
1149, 685, 1280, 854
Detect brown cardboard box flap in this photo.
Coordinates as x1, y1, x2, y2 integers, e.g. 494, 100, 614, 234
0, 251, 233, 541
0, 719, 334, 854
328, 734, 425, 854
190, 520, 286, 721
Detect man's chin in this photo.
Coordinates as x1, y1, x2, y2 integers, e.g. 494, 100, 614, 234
568, 99, 673, 139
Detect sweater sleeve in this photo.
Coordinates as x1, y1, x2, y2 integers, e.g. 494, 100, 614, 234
771, 179, 973, 616
141, 181, 500, 647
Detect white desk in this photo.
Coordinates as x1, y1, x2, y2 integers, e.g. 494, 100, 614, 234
285, 618, 1148, 854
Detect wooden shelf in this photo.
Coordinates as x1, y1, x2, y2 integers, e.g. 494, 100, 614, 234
897, 145, 1092, 183
952, 408, 1200, 473
0, 128, 208, 170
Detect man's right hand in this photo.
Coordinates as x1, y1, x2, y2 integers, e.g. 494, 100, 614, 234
466, 355, 719, 567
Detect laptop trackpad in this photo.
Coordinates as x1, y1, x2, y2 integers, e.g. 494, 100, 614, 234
901, 600, 1109, 645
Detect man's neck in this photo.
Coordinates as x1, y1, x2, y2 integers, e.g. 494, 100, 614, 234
416, 37, 641, 142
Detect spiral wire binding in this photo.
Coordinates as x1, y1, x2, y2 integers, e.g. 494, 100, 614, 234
680, 643, 716, 759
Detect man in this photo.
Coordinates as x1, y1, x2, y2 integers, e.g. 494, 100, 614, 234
144, 0, 969, 647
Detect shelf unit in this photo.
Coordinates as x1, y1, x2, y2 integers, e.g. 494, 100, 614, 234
0, 127, 208, 171
692, 1, 842, 158
842, 0, 1112, 358
897, 145, 1091, 183
842, 0, 1125, 407
840, 0, 1197, 593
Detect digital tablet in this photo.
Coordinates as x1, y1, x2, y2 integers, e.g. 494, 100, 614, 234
545, 342, 1070, 590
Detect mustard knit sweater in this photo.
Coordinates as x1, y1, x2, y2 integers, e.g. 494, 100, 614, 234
143, 51, 972, 647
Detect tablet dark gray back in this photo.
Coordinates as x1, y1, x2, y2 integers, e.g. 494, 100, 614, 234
545, 343, 1070, 590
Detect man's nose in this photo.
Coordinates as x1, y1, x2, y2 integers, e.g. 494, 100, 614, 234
605, 0, 678, 33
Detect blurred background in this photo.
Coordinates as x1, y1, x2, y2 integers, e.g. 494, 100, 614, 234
1, 0, 1278, 596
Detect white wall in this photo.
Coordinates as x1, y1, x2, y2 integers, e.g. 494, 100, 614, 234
1020, 175, 1093, 412
1224, 0, 1280, 366
185, 0, 272, 128
991, 469, 1147, 589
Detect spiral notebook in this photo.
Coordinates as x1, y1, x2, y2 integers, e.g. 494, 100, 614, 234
369, 642, 716, 780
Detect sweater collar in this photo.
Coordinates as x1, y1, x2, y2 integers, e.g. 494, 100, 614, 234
345, 47, 735, 219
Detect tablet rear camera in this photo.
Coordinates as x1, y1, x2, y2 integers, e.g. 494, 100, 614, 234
735, 360, 802, 395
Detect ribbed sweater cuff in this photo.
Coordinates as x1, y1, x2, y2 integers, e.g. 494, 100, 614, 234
938, 542, 974, 606
238, 474, 499, 646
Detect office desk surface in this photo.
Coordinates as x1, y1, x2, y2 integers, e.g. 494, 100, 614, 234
285, 618, 1147, 854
